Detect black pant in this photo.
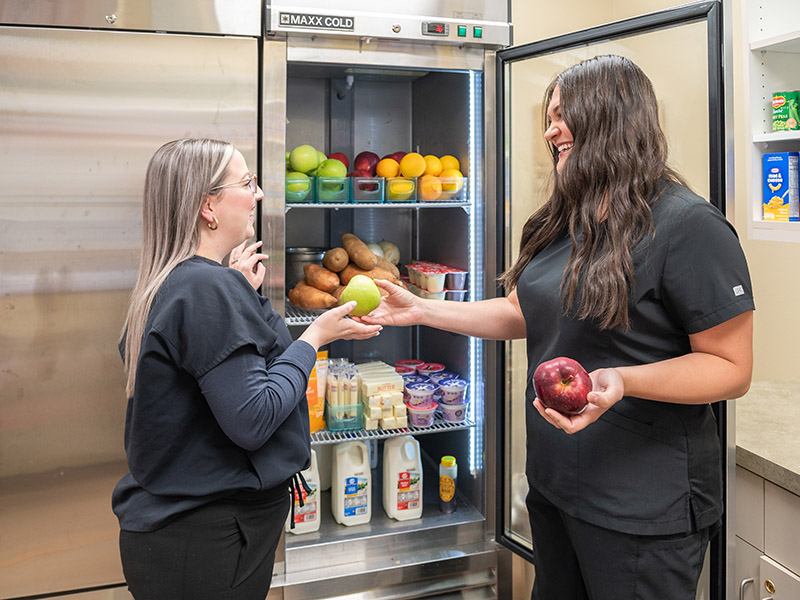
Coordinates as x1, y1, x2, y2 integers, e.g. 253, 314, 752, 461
120, 489, 290, 600
526, 486, 709, 600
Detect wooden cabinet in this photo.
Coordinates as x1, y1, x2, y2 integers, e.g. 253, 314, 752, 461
742, 0, 800, 242
760, 556, 800, 599
764, 481, 800, 575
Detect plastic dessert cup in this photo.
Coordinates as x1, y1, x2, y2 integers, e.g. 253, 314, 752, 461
417, 363, 446, 377
406, 401, 437, 427
438, 378, 469, 405
445, 270, 467, 290
395, 359, 424, 372
405, 381, 437, 407
445, 290, 467, 301
440, 402, 469, 423
428, 370, 459, 384
394, 365, 416, 375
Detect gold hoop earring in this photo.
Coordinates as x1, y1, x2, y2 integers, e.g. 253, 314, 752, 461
207, 216, 219, 231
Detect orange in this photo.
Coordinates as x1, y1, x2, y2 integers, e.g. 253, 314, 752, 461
423, 155, 443, 176
376, 158, 400, 178
399, 152, 426, 178
439, 155, 460, 172
439, 168, 464, 194
419, 175, 442, 201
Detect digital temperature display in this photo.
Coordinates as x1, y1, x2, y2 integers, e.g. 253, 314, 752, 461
422, 22, 449, 36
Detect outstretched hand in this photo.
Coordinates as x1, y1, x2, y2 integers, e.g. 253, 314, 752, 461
355, 279, 424, 327
229, 240, 268, 290
299, 301, 383, 350
533, 367, 625, 434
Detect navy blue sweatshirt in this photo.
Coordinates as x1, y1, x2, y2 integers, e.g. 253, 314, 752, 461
113, 256, 315, 532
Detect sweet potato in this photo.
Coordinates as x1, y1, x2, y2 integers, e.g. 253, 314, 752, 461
303, 263, 340, 293
322, 247, 349, 272
339, 263, 400, 286
331, 285, 345, 301
374, 255, 400, 279
288, 281, 338, 309
342, 233, 378, 270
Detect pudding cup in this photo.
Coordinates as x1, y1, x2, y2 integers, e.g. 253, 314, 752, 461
406, 401, 437, 428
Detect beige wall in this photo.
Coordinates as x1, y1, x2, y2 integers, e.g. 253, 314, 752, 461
510, 0, 792, 383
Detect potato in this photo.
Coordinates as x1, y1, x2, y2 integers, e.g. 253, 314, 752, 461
339, 263, 400, 286
374, 255, 400, 279
303, 263, 340, 293
342, 233, 378, 270
377, 239, 400, 265
288, 281, 338, 309
322, 247, 349, 272
331, 285, 346, 301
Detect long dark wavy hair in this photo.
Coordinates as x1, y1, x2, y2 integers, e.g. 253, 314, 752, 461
499, 55, 687, 330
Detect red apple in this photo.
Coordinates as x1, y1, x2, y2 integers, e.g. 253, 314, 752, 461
354, 151, 379, 176
347, 169, 372, 177
532, 357, 591, 415
390, 151, 407, 163
327, 152, 349, 170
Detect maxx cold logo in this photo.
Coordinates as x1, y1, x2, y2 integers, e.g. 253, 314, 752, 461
280, 13, 355, 31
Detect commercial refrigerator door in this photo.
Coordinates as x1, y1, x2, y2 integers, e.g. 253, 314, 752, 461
0, 26, 258, 599
494, 2, 732, 598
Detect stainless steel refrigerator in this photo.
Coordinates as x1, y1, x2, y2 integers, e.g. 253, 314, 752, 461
0, 1, 734, 598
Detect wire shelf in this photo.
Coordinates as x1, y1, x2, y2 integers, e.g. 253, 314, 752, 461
285, 304, 326, 325
285, 201, 470, 211
310, 416, 475, 445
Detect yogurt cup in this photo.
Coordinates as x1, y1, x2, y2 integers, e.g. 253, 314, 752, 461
394, 365, 416, 375
445, 269, 467, 290
428, 370, 459, 384
417, 362, 446, 377
438, 378, 469, 405
445, 290, 467, 302
395, 359, 424, 372
440, 401, 469, 423
418, 268, 446, 293
406, 401, 437, 427
405, 381, 438, 406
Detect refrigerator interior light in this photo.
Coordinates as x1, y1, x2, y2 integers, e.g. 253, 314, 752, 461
468, 69, 484, 477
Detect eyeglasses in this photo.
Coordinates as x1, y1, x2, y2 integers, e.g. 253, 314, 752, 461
210, 173, 258, 194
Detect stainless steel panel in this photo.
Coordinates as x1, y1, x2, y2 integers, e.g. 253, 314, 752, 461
287, 36, 486, 72
279, 544, 498, 599
266, 0, 509, 46
0, 0, 260, 35
261, 38, 288, 315
0, 26, 258, 599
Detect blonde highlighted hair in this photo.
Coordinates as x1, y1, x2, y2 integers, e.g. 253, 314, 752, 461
121, 138, 235, 397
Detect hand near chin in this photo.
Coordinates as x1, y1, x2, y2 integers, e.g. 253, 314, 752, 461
533, 367, 624, 434
230, 240, 268, 290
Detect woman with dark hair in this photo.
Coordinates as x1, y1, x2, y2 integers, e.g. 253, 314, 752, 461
361, 55, 754, 599
113, 138, 382, 599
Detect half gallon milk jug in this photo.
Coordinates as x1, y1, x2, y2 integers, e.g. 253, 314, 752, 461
285, 448, 320, 534
332, 441, 372, 526
383, 436, 423, 521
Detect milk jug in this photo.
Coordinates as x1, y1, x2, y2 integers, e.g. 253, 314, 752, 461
382, 436, 423, 521
332, 441, 372, 526
285, 448, 320, 534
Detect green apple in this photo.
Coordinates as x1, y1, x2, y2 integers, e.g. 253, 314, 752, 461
286, 171, 310, 192
316, 150, 327, 167
316, 158, 347, 178
289, 144, 320, 174
339, 275, 381, 317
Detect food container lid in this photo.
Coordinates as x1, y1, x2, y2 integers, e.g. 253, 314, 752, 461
395, 359, 424, 366
406, 382, 437, 393
429, 370, 459, 381
417, 362, 446, 371
438, 378, 468, 388
402, 374, 430, 383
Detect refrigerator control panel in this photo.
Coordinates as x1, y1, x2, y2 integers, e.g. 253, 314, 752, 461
267, 4, 510, 47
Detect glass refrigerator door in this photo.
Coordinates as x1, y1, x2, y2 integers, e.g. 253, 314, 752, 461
495, 2, 728, 597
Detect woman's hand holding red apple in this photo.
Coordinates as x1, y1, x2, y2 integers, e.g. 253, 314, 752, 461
533, 367, 625, 434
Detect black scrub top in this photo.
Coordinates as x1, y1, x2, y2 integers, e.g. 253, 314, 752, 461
516, 181, 754, 536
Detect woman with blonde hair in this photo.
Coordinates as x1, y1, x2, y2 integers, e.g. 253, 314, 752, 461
113, 138, 381, 599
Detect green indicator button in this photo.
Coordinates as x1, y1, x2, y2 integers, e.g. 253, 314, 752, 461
473, 26, 483, 38
457, 25, 467, 37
